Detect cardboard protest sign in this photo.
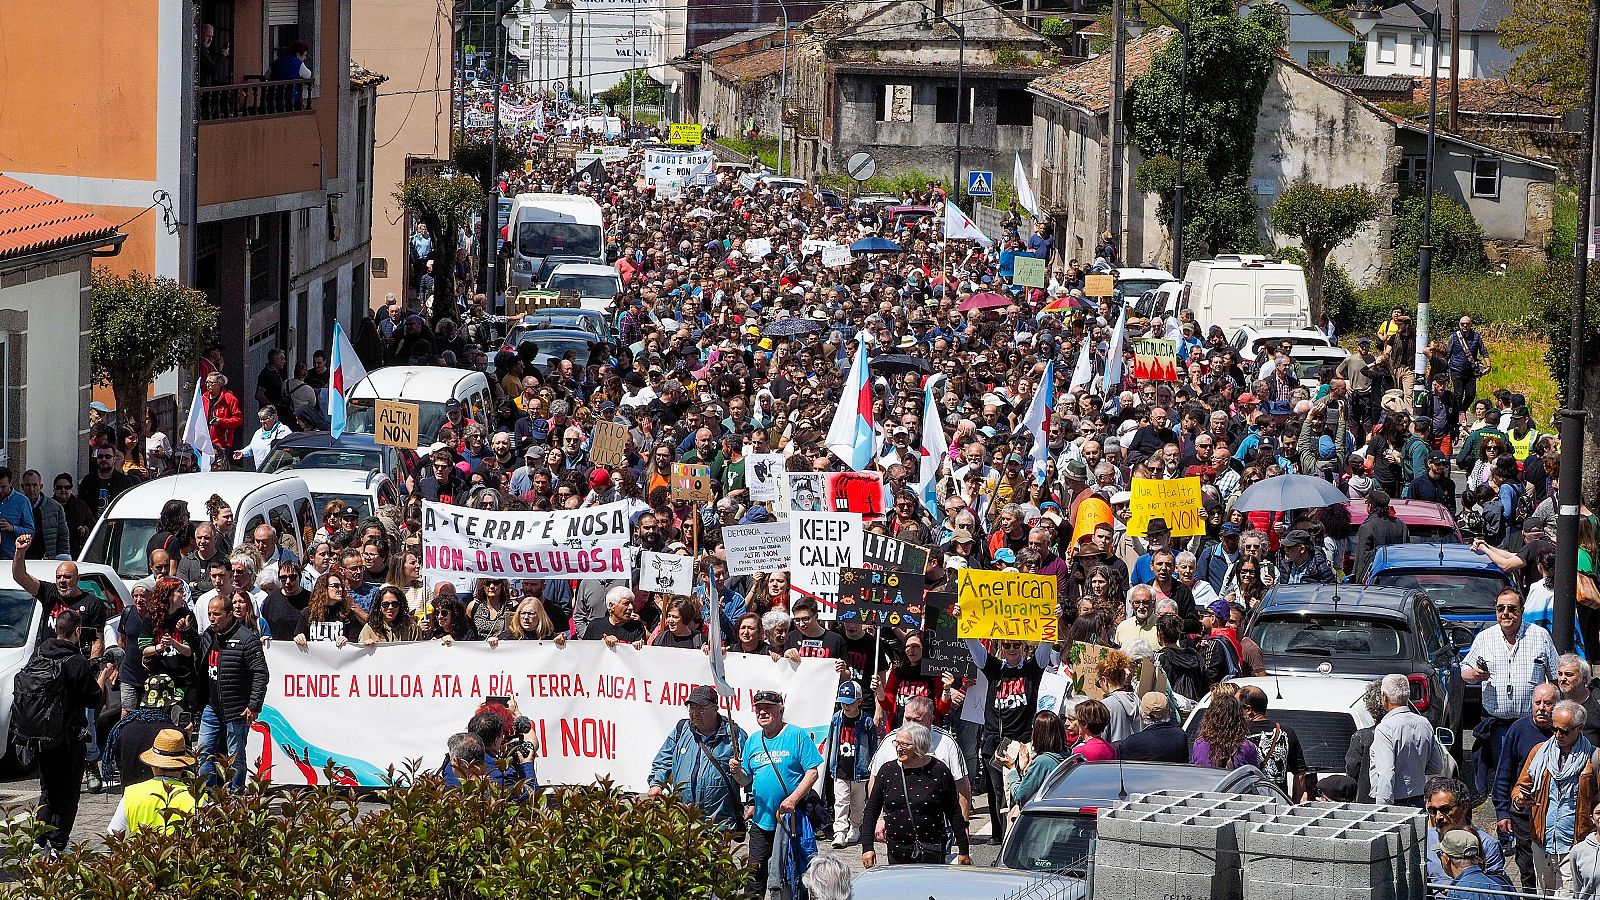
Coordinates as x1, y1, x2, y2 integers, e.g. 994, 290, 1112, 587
862, 532, 930, 575
1084, 274, 1116, 297
421, 500, 631, 585
1127, 476, 1205, 537
746, 453, 784, 501
786, 472, 884, 517
743, 237, 772, 259
639, 551, 695, 596
374, 400, 420, 449
671, 463, 714, 501
920, 595, 971, 679
1132, 337, 1179, 382
836, 567, 926, 628
955, 569, 1058, 642
1067, 641, 1168, 699
821, 244, 853, 268
1013, 255, 1047, 289
789, 511, 863, 620
723, 522, 790, 576
589, 421, 629, 467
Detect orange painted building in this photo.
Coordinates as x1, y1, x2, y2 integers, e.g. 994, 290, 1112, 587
0, 0, 380, 420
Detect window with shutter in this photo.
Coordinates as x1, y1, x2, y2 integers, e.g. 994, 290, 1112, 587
266, 0, 298, 26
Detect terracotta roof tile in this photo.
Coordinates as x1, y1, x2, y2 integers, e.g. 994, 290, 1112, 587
0, 175, 120, 262
1408, 78, 1564, 117
1029, 27, 1174, 112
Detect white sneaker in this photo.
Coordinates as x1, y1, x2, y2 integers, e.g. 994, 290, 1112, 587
831, 834, 848, 849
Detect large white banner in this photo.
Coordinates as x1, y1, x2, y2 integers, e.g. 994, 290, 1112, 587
421, 500, 631, 585
252, 642, 837, 791
642, 149, 714, 189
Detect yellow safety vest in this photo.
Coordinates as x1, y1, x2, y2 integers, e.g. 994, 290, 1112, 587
122, 777, 199, 834
1508, 428, 1538, 463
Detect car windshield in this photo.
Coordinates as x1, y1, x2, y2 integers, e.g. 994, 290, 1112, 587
262, 446, 384, 474
0, 590, 35, 648
1408, 524, 1460, 543
1265, 709, 1359, 771
311, 492, 375, 521
1253, 616, 1407, 658
1373, 570, 1503, 615
1002, 812, 1096, 875
81, 518, 161, 580
1293, 357, 1344, 379
517, 221, 602, 258
343, 398, 449, 442
546, 274, 620, 300
515, 315, 602, 338
1115, 278, 1167, 302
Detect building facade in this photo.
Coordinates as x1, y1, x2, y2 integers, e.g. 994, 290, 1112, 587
1361, 0, 1517, 79
1240, 0, 1358, 70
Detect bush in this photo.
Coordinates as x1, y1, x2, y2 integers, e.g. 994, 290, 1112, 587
0, 772, 749, 900
1390, 194, 1486, 273
1348, 268, 1542, 335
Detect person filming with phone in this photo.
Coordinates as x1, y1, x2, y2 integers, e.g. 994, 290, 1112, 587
1462, 588, 1559, 804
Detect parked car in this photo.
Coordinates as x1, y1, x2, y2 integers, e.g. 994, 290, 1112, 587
1183, 676, 1457, 793
1230, 325, 1334, 357
1112, 267, 1176, 307
1245, 584, 1463, 734
1000, 759, 1288, 876
542, 262, 623, 312
1284, 343, 1350, 389
260, 431, 420, 488
0, 561, 129, 769
885, 204, 937, 232
1342, 499, 1462, 548
506, 326, 608, 376
295, 468, 398, 523
1365, 544, 1512, 650
853, 865, 1085, 900
501, 307, 610, 344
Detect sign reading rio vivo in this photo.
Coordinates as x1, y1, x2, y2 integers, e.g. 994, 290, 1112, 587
421, 500, 631, 584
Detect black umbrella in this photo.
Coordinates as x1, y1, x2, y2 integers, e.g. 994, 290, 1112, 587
869, 354, 932, 376
762, 318, 825, 338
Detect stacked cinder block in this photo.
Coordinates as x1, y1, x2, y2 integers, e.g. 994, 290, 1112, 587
1238, 801, 1427, 900
1095, 790, 1287, 900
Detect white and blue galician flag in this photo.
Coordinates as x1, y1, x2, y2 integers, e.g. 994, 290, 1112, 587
1023, 359, 1054, 484
182, 377, 215, 472
328, 320, 368, 440
824, 333, 876, 471
916, 376, 949, 516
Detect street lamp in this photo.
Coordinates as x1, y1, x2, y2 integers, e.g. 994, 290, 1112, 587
773, 1, 791, 176
1129, 0, 1189, 271
547, 0, 574, 96
1351, 1, 1437, 409
917, 7, 965, 204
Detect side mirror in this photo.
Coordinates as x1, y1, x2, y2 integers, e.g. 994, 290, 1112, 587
1435, 728, 1456, 748
1449, 625, 1476, 650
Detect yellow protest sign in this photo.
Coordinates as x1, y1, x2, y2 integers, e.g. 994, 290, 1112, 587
956, 569, 1058, 642
374, 400, 420, 449
1127, 476, 1206, 538
667, 123, 703, 146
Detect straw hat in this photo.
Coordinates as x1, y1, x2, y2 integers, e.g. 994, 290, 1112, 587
139, 728, 197, 770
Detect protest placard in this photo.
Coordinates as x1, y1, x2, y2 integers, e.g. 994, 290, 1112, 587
723, 523, 790, 575
821, 244, 853, 268
1132, 337, 1179, 382
836, 567, 926, 628
920, 595, 971, 679
589, 421, 629, 467
955, 569, 1058, 642
1084, 274, 1116, 297
639, 551, 695, 596
786, 471, 883, 516
257, 642, 837, 791
1013, 255, 1047, 289
1127, 476, 1205, 537
421, 500, 631, 585
374, 400, 420, 449
743, 237, 772, 260
789, 511, 863, 620
862, 532, 929, 575
746, 453, 784, 501
671, 463, 714, 501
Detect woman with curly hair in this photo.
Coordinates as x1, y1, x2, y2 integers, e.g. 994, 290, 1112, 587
424, 594, 481, 645
122, 576, 199, 710
498, 596, 566, 643
1190, 693, 1259, 769
294, 572, 363, 647
360, 586, 423, 645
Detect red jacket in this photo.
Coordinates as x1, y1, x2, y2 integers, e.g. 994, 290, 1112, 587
205, 389, 243, 450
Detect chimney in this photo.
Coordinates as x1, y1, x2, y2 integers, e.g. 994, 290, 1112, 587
934, 0, 945, 21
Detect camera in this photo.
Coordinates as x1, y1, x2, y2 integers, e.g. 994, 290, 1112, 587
507, 715, 536, 760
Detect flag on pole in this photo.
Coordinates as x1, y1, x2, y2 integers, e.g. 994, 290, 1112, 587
705, 566, 734, 697
916, 376, 949, 516
182, 377, 215, 472
1014, 151, 1040, 219
1022, 359, 1055, 484
1102, 305, 1128, 395
1069, 329, 1096, 392
328, 320, 369, 440
943, 198, 993, 247
825, 333, 876, 471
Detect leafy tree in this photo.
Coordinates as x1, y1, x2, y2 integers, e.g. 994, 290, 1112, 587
1390, 194, 1485, 273
89, 268, 217, 441
1270, 181, 1382, 322
1536, 262, 1600, 503
451, 136, 529, 186
395, 174, 483, 322
1500, 0, 1588, 111
599, 69, 665, 109
0, 772, 750, 900
1126, 0, 1284, 261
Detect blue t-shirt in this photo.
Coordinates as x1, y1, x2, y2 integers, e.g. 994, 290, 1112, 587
743, 724, 823, 832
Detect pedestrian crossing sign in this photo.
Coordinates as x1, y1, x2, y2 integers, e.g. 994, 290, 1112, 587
967, 170, 994, 197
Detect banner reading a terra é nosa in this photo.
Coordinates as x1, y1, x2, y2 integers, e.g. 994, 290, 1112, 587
249, 642, 838, 791
421, 500, 631, 586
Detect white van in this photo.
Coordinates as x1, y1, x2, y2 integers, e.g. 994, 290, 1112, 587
344, 366, 492, 443
1143, 255, 1310, 335
81, 472, 319, 583
507, 193, 605, 290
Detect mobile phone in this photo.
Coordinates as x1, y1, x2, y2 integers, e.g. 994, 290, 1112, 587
486, 695, 512, 707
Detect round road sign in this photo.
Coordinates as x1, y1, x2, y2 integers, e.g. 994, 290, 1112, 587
846, 152, 877, 183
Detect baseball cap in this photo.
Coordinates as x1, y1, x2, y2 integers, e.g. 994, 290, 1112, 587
993, 547, 1017, 564
1005, 452, 1025, 465
445, 398, 463, 411
1281, 529, 1313, 549
589, 468, 612, 489
836, 681, 863, 705
952, 527, 975, 545
1110, 490, 1133, 506
1436, 830, 1483, 860
1220, 522, 1243, 536
686, 685, 719, 707
1237, 393, 1258, 406
1204, 599, 1232, 621
1139, 691, 1171, 720
752, 690, 785, 707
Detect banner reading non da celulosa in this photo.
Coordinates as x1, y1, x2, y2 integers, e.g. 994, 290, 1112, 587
421, 499, 632, 584
248, 642, 838, 792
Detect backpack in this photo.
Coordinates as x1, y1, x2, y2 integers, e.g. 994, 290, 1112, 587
9, 654, 70, 749
1201, 635, 1241, 683
1512, 486, 1538, 529
1249, 724, 1289, 783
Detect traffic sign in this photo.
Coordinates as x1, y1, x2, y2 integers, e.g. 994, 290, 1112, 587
967, 170, 994, 197
667, 123, 703, 146
846, 152, 877, 183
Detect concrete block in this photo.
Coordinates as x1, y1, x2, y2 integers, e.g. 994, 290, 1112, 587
1174, 870, 1232, 900
1134, 869, 1178, 899
1244, 852, 1294, 885
1240, 821, 1301, 858
1095, 812, 1144, 844
1292, 853, 1332, 884
1094, 837, 1138, 870
1094, 864, 1137, 898
1246, 876, 1294, 900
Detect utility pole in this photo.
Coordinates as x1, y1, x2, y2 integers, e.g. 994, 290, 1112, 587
1108, 0, 1127, 257
1448, 0, 1460, 130
1553, 0, 1597, 654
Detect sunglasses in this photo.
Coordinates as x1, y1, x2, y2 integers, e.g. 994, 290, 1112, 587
1555, 726, 1579, 735
1496, 604, 1520, 612
379, 601, 402, 609
1425, 803, 1455, 815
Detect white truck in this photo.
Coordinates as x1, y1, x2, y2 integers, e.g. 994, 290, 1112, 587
1140, 255, 1311, 336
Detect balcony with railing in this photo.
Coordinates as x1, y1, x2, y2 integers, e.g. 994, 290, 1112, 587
197, 78, 314, 121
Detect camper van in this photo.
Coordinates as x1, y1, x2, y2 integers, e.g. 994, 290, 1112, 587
507, 193, 605, 290
1139, 255, 1310, 335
